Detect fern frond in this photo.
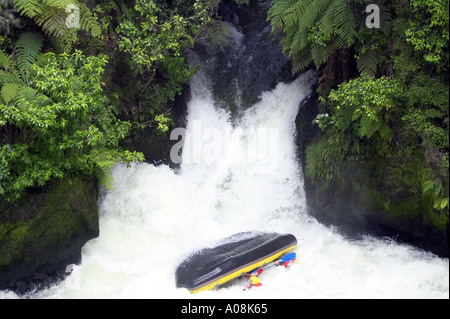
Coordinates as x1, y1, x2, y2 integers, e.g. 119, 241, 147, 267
16, 32, 44, 81
332, 0, 357, 46
291, 49, 313, 73
34, 7, 67, 37
50, 28, 78, 53
310, 39, 337, 67
0, 50, 16, 71
318, 0, 338, 37
45, 0, 75, 9
359, 113, 381, 138
287, 0, 314, 28
378, 121, 393, 142
288, 26, 309, 54
13, 0, 101, 46
0, 70, 17, 85
0, 50, 23, 85
356, 49, 380, 76
79, 3, 102, 38
1, 82, 20, 104
268, 0, 290, 32
379, 4, 392, 37
336, 94, 360, 132
17, 86, 38, 103
298, 0, 331, 33
12, 0, 43, 17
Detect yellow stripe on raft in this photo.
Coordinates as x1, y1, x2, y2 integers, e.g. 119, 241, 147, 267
190, 244, 297, 293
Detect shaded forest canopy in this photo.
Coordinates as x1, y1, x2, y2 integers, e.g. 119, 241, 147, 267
0, 0, 448, 226
0, 0, 221, 202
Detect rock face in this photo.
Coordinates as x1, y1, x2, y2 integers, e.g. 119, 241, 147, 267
296, 93, 449, 258
117, 82, 191, 169
190, 0, 295, 118
0, 177, 99, 294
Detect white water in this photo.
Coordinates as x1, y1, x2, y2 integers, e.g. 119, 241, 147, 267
4, 68, 444, 299
2, 41, 449, 300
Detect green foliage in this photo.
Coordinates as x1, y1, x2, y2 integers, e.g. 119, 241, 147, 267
295, 0, 449, 216
391, 0, 449, 213
420, 167, 449, 213
0, 32, 43, 105
403, 108, 448, 154
0, 50, 143, 201
325, 75, 401, 123
405, 0, 449, 64
154, 114, 170, 133
114, 0, 217, 131
116, 0, 211, 74
0, 50, 22, 87
15, 32, 44, 82
310, 75, 401, 180
393, 23, 448, 163
267, 0, 390, 74
305, 132, 339, 180
1, 0, 225, 205
12, 0, 101, 51
90, 0, 119, 34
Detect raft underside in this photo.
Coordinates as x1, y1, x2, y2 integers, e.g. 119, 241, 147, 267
188, 243, 297, 293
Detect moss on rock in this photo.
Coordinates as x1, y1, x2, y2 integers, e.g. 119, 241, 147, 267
303, 139, 448, 257
297, 97, 448, 258
0, 176, 99, 294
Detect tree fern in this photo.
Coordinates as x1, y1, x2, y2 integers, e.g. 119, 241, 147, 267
79, 3, 102, 38
34, 6, 68, 37
318, 0, 340, 37
17, 86, 38, 103
286, 0, 314, 29
13, 0, 101, 51
359, 113, 381, 139
356, 48, 381, 76
0, 50, 23, 86
0, 33, 43, 106
291, 49, 313, 73
310, 38, 337, 67
12, 0, 43, 17
15, 32, 44, 82
268, 0, 367, 72
0, 82, 20, 104
332, 0, 357, 46
297, 0, 332, 36
287, 25, 308, 55
268, 0, 291, 32
0, 50, 17, 73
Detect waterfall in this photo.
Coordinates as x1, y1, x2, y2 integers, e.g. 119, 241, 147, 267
2, 13, 448, 300
21, 53, 448, 300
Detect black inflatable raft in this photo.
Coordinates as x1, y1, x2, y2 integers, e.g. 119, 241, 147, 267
175, 232, 297, 293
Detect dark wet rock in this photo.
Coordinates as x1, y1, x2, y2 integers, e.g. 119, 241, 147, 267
0, 177, 99, 295
191, 0, 295, 118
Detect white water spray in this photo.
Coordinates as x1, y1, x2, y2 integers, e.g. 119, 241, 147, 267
11, 67, 444, 299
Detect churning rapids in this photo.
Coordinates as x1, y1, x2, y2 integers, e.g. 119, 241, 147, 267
2, 23, 449, 300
